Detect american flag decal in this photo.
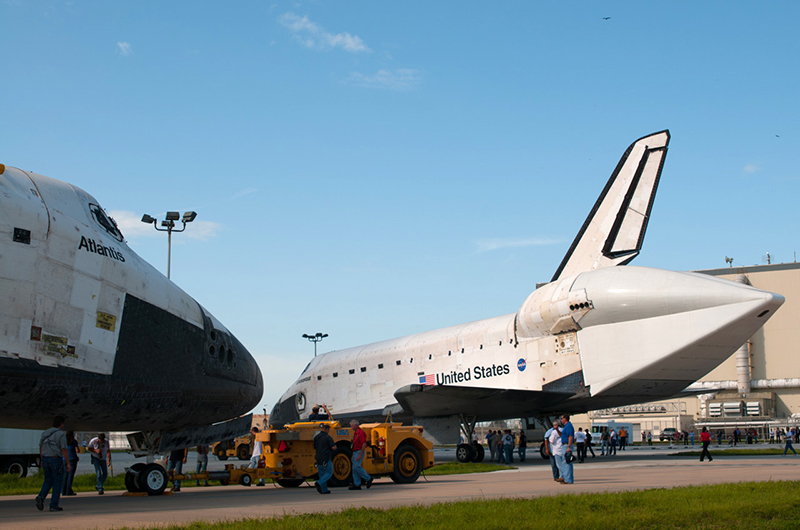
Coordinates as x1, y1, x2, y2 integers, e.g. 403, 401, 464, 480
419, 374, 435, 385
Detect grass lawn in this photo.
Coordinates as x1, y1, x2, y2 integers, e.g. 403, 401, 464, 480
110, 480, 800, 530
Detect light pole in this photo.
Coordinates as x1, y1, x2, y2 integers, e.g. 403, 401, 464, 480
302, 332, 328, 357
141, 211, 197, 279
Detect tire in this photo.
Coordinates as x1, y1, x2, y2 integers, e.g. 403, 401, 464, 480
328, 445, 353, 487
239, 473, 252, 487
139, 463, 168, 496
125, 463, 147, 493
390, 443, 422, 484
219, 478, 229, 486
456, 443, 474, 463
1, 457, 28, 478
236, 444, 250, 461
277, 478, 305, 488
215, 448, 228, 461
471, 443, 485, 463
539, 442, 548, 460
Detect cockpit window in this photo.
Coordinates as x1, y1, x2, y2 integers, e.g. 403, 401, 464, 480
90, 203, 124, 242
300, 361, 313, 376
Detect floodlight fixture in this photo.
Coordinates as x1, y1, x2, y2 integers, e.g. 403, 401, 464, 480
139, 210, 199, 279
303, 332, 329, 357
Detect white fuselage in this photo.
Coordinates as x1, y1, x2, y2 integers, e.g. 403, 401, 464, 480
275, 266, 783, 423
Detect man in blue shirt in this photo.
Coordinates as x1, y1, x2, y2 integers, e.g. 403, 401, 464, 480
559, 414, 575, 484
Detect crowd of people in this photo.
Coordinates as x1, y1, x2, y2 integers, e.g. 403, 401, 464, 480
32, 412, 800, 511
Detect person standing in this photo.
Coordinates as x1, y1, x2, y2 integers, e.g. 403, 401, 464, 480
486, 430, 496, 462
247, 427, 266, 486
349, 420, 373, 490
313, 423, 336, 494
495, 431, 506, 464
87, 433, 111, 495
600, 427, 609, 456
36, 416, 70, 512
618, 427, 627, 450
699, 426, 713, 462
783, 428, 798, 456
546, 420, 562, 481
62, 431, 79, 496
558, 414, 575, 484
502, 429, 514, 464
195, 445, 210, 486
575, 428, 586, 463
517, 429, 527, 462
608, 428, 617, 455
167, 447, 188, 492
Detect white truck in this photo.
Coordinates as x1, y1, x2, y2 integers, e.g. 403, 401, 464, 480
0, 428, 41, 478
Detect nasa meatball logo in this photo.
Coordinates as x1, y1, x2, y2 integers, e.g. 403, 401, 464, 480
517, 358, 527, 372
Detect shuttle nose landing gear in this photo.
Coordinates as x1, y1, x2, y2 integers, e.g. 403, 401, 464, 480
456, 415, 485, 463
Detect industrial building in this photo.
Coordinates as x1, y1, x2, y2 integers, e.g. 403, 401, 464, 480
586, 262, 800, 441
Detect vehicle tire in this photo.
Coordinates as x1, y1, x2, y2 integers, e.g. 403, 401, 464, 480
125, 463, 147, 493
219, 478, 229, 486
539, 442, 548, 460
390, 443, 422, 484
215, 447, 228, 461
139, 463, 168, 496
277, 478, 305, 488
239, 473, 252, 487
456, 443, 474, 463
328, 445, 353, 487
1, 457, 28, 478
470, 443, 485, 463
236, 444, 250, 461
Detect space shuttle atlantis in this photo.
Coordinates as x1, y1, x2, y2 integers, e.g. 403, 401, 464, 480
0, 163, 263, 449
271, 131, 784, 445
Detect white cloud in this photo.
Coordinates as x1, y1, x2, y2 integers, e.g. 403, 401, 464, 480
743, 164, 760, 174
110, 210, 221, 242
474, 237, 561, 253
279, 13, 370, 53
116, 42, 132, 56
345, 69, 421, 91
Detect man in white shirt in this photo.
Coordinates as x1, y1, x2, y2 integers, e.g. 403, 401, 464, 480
547, 421, 563, 482
575, 428, 587, 463
609, 429, 617, 456
248, 427, 266, 486
87, 433, 111, 495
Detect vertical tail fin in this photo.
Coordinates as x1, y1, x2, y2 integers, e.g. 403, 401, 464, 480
551, 130, 670, 282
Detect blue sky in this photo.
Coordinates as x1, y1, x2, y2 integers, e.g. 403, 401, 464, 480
2, 1, 798, 412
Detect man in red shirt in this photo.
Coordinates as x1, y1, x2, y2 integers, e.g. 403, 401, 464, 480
699, 426, 713, 462
349, 420, 373, 490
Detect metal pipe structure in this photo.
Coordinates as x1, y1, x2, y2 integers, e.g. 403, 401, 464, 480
734, 274, 752, 394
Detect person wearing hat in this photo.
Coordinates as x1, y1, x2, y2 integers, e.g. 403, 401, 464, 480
313, 424, 336, 494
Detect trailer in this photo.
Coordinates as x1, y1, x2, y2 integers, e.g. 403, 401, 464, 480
0, 428, 40, 478
123, 420, 434, 495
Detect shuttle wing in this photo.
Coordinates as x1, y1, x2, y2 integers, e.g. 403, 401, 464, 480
551, 130, 670, 282
394, 384, 575, 420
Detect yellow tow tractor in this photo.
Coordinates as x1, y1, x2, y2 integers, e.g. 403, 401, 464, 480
212, 435, 252, 461
129, 420, 433, 494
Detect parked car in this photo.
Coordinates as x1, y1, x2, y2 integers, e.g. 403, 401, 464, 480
659, 428, 677, 442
